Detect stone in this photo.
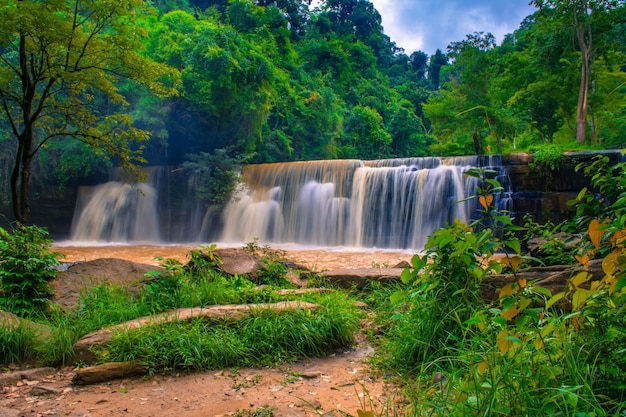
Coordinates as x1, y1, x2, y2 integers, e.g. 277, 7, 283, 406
480, 259, 604, 302
0, 367, 57, 387
319, 268, 404, 289
186, 248, 261, 280
50, 258, 163, 310
0, 312, 51, 344
30, 386, 60, 396
0, 408, 20, 417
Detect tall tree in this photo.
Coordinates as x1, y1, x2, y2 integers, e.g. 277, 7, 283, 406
0, 0, 178, 224
428, 49, 448, 90
531, 0, 624, 143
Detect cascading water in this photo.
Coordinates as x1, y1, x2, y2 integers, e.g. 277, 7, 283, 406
220, 156, 505, 250
68, 155, 510, 248
70, 181, 160, 242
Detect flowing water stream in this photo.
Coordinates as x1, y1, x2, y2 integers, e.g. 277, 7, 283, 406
68, 155, 510, 250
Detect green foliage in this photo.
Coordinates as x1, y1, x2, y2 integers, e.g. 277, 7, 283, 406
570, 154, 626, 224
373, 158, 626, 416
0, 225, 62, 315
94, 291, 359, 374
0, 323, 37, 365
232, 406, 274, 417
521, 214, 579, 266
383, 168, 513, 373
0, 0, 180, 223
528, 146, 570, 190
182, 149, 244, 210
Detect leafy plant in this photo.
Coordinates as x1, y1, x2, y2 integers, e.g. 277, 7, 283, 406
383, 167, 519, 374
0, 224, 62, 315
232, 405, 274, 417
521, 214, 580, 266
0, 323, 37, 364
528, 146, 569, 191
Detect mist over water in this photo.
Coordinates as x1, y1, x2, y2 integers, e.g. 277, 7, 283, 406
69, 156, 508, 250
70, 182, 160, 242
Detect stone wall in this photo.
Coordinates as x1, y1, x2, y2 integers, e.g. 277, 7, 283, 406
503, 150, 623, 224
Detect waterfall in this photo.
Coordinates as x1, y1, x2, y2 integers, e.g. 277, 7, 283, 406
70, 182, 160, 242
221, 156, 502, 250
68, 155, 509, 248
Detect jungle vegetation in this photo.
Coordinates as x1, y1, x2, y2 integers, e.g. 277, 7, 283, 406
0, 0, 625, 222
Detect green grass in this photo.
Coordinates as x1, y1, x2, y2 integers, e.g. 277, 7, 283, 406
0, 324, 37, 364
0, 259, 362, 373
94, 291, 360, 373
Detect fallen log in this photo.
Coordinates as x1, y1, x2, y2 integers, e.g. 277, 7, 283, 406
73, 301, 323, 364
72, 361, 146, 385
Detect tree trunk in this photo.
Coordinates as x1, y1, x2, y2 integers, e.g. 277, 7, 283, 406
574, 2, 592, 145
11, 32, 34, 225
576, 54, 589, 144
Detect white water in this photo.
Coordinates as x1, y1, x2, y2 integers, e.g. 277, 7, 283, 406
70, 182, 160, 242
68, 156, 505, 249
220, 157, 485, 250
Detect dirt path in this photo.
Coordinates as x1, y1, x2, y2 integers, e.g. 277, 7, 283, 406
1, 338, 398, 417
0, 245, 410, 417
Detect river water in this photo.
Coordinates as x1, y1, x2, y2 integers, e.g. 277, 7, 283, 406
52, 243, 415, 271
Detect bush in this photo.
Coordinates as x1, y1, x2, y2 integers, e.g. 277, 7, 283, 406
0, 224, 62, 315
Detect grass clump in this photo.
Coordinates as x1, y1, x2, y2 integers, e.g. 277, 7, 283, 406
94, 291, 360, 374
0, 324, 38, 364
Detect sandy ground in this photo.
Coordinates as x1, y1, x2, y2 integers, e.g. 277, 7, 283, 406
1, 340, 403, 417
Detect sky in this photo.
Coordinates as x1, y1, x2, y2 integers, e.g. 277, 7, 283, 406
369, 0, 537, 56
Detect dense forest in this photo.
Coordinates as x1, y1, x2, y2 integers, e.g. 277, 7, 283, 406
0, 0, 625, 221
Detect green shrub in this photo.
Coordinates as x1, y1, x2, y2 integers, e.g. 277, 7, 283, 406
0, 224, 62, 315
0, 324, 37, 364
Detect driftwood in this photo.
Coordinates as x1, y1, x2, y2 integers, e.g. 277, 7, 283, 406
72, 361, 147, 385
73, 301, 323, 364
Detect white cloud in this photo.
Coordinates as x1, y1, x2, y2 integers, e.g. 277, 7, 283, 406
370, 0, 536, 55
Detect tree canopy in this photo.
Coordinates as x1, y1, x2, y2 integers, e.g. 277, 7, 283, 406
0, 0, 179, 224
0, 0, 625, 219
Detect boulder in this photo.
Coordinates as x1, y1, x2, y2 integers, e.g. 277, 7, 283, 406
0, 312, 51, 345
481, 259, 604, 301
50, 258, 163, 310
187, 248, 262, 279
319, 268, 404, 289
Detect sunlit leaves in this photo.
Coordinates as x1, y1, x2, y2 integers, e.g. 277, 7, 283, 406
479, 194, 493, 210
588, 219, 608, 248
